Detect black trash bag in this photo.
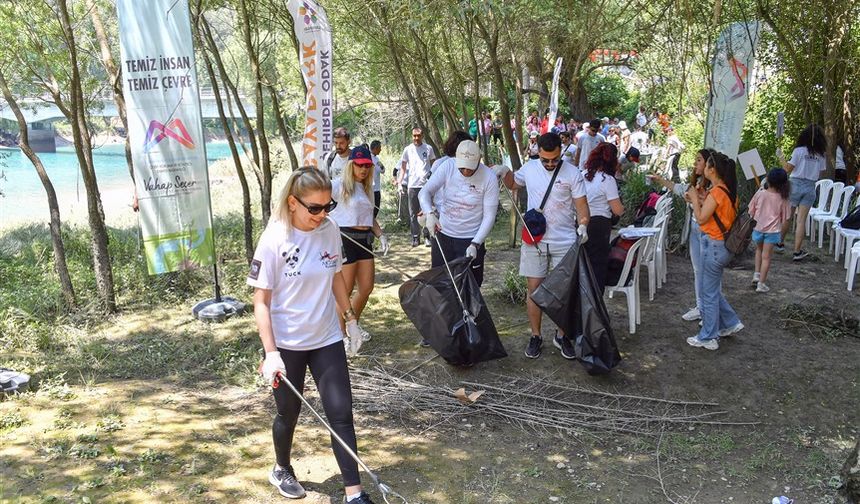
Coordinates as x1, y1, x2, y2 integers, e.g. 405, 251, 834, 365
530, 242, 622, 375
399, 257, 507, 366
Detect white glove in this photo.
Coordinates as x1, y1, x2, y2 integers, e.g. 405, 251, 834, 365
378, 234, 390, 256
577, 224, 589, 244
492, 164, 511, 180
425, 213, 439, 237
465, 244, 478, 259
417, 212, 426, 227
344, 320, 363, 357
261, 351, 286, 384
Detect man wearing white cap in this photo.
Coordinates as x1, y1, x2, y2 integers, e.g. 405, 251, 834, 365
418, 140, 499, 287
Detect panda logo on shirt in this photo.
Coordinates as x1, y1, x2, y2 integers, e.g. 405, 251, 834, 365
282, 248, 300, 269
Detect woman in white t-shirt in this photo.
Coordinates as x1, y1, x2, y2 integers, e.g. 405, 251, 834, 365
330, 146, 390, 341
249, 167, 375, 504
777, 124, 827, 261
583, 143, 624, 292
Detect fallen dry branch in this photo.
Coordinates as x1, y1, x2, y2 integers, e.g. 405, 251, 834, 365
349, 366, 756, 438
778, 303, 860, 340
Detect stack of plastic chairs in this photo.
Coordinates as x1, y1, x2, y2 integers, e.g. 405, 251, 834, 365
806, 180, 836, 237
813, 185, 854, 248
833, 196, 860, 266
606, 236, 648, 333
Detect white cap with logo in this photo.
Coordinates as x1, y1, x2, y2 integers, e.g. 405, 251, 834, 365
455, 140, 481, 170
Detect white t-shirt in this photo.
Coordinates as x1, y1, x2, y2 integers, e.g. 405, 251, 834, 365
371, 154, 384, 192
629, 131, 649, 149
584, 172, 621, 219
636, 112, 648, 128
329, 179, 374, 227
400, 143, 436, 188
836, 146, 846, 171
514, 159, 587, 246
574, 130, 587, 144
247, 218, 343, 351
788, 147, 826, 181
327, 153, 349, 180
418, 159, 500, 243
577, 133, 605, 169
561, 143, 577, 164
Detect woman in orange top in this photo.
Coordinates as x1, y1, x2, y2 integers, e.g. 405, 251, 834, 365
684, 152, 744, 350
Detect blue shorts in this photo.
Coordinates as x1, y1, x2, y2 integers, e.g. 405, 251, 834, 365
789, 177, 816, 207
751, 230, 781, 245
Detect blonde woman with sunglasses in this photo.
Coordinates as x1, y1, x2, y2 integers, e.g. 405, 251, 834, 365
248, 167, 376, 504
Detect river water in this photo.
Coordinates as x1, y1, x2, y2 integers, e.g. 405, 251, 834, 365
0, 142, 235, 226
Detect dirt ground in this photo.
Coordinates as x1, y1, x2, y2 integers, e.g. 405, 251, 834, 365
2, 219, 859, 503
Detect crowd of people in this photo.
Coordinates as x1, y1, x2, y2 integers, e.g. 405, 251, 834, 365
245, 111, 849, 502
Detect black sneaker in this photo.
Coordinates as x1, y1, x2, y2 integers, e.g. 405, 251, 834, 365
344, 491, 376, 504
269, 464, 306, 499
419, 338, 431, 348
792, 249, 809, 261
774, 243, 785, 253
553, 332, 576, 360
524, 335, 542, 359
411, 237, 419, 247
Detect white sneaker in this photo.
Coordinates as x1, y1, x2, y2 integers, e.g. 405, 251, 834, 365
752, 272, 760, 284
686, 336, 719, 350
718, 322, 744, 337
681, 307, 701, 321
756, 283, 770, 293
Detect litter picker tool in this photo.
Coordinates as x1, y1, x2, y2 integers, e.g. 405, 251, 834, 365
340, 232, 414, 280
498, 179, 543, 256
432, 234, 481, 344
272, 373, 408, 504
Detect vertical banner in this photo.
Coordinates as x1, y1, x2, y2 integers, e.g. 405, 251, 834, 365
547, 57, 563, 129
116, 0, 215, 275
288, 0, 334, 168
704, 21, 761, 159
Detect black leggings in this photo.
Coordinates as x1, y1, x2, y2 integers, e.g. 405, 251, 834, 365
273, 341, 359, 487
584, 216, 613, 293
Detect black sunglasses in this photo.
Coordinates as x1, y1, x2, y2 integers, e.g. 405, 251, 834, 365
539, 155, 562, 166
296, 197, 337, 215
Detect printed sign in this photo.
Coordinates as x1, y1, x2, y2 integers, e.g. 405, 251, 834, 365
117, 0, 215, 275
288, 0, 334, 168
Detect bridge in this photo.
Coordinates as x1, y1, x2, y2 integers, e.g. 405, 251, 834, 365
0, 88, 256, 152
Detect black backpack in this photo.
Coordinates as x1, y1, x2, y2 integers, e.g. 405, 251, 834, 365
841, 205, 860, 230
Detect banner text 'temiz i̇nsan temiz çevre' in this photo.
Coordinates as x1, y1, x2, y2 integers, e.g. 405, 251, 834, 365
117, 0, 215, 275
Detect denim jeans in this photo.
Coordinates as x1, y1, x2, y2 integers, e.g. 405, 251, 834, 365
696, 235, 741, 341
689, 218, 703, 311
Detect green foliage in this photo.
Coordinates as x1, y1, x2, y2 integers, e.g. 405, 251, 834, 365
584, 71, 630, 120
496, 264, 527, 305
619, 171, 651, 226
740, 77, 805, 168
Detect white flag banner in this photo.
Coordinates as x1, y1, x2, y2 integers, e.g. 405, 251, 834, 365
547, 57, 563, 129
704, 21, 761, 159
116, 0, 215, 275
288, 0, 334, 167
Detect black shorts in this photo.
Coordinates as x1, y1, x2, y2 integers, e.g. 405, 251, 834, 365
341, 227, 374, 265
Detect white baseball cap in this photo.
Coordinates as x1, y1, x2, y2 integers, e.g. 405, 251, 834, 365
456, 140, 481, 170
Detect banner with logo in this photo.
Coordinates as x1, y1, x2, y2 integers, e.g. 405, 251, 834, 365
288, 0, 334, 168
547, 57, 563, 129
704, 21, 761, 159
116, 0, 215, 275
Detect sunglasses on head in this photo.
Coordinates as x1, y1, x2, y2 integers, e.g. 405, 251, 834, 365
296, 197, 337, 215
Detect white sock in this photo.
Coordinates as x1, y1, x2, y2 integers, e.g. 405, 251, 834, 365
346, 492, 363, 502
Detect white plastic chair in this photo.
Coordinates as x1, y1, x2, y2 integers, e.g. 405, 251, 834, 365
640, 215, 665, 301
816, 186, 855, 249
833, 199, 860, 266
810, 182, 845, 247
806, 180, 836, 236
846, 242, 860, 291
606, 236, 647, 333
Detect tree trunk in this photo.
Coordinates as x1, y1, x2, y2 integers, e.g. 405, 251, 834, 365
195, 22, 255, 265
87, 0, 133, 184
841, 438, 860, 504
238, 0, 272, 227
566, 78, 592, 120
269, 86, 299, 172
58, 0, 116, 313
0, 69, 76, 309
